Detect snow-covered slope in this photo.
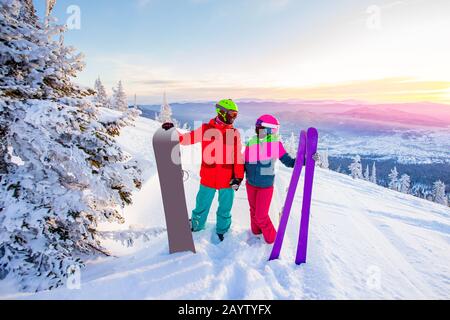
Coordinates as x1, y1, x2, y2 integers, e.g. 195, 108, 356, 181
1, 113, 449, 299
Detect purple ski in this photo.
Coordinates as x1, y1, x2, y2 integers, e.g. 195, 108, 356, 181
269, 130, 307, 261
295, 127, 318, 265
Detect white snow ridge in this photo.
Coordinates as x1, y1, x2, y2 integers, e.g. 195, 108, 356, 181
1, 110, 449, 300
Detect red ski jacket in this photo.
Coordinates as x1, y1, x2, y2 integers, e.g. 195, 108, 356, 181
179, 118, 245, 190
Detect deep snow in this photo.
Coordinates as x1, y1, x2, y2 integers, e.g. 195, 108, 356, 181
1, 109, 449, 299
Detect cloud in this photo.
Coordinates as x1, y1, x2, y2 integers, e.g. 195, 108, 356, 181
250, 0, 291, 15
381, 0, 428, 10
131, 78, 219, 88
382, 0, 407, 10
189, 0, 211, 4
273, 78, 450, 104
136, 0, 152, 8
133, 79, 181, 86
267, 0, 291, 9
85, 52, 450, 105
126, 77, 450, 105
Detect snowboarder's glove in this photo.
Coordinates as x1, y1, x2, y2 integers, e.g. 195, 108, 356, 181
162, 122, 174, 131
230, 178, 243, 191
312, 152, 320, 162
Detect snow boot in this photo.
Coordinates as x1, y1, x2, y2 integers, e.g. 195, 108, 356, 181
211, 232, 225, 244
251, 221, 262, 235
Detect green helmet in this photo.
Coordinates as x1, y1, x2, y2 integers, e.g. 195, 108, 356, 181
216, 99, 239, 113
215, 99, 239, 124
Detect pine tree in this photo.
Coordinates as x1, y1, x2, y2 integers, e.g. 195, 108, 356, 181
317, 149, 329, 169
93, 77, 109, 108
364, 164, 370, 181
322, 150, 329, 169
156, 92, 178, 126
44, 0, 56, 27
46, 0, 56, 13
432, 180, 448, 206
348, 155, 363, 179
285, 132, 297, 157
399, 174, 411, 194
111, 81, 128, 111
0, 0, 142, 291
412, 184, 425, 199
388, 167, 399, 191
133, 94, 139, 109
370, 162, 377, 184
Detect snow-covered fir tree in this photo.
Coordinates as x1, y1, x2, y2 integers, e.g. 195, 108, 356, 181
370, 162, 377, 184
285, 132, 297, 157
101, 108, 142, 137
364, 165, 370, 181
323, 150, 329, 169
399, 174, 411, 194
388, 167, 399, 191
348, 155, 363, 179
93, 77, 109, 108
432, 180, 448, 206
111, 81, 128, 111
412, 184, 426, 199
317, 149, 329, 169
0, 0, 142, 291
155, 92, 178, 126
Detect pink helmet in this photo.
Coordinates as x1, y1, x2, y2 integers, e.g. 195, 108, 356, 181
256, 114, 280, 134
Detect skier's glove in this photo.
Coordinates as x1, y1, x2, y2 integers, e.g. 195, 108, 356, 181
312, 152, 320, 162
162, 122, 174, 131
230, 178, 243, 191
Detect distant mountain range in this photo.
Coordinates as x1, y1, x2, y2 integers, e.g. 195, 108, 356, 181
139, 99, 450, 129
137, 99, 450, 166
334, 106, 449, 128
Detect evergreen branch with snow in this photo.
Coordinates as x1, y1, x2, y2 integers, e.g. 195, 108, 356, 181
97, 227, 167, 248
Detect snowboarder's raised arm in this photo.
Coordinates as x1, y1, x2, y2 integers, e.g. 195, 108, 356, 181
179, 125, 204, 146
161, 122, 203, 145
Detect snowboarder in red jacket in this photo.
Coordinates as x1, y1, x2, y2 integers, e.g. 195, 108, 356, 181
162, 99, 244, 242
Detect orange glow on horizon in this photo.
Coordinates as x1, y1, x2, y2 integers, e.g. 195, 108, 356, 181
133, 77, 450, 105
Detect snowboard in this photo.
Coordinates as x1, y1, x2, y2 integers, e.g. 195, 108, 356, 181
269, 130, 307, 261
152, 127, 196, 254
295, 127, 319, 265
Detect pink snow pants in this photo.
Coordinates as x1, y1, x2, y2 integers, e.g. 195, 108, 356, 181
246, 182, 277, 244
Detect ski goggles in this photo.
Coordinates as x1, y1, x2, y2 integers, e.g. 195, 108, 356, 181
216, 105, 238, 119
255, 120, 280, 130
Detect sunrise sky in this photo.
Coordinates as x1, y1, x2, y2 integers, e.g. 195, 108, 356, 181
37, 0, 450, 104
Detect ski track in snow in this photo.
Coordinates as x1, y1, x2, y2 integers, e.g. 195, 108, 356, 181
1, 111, 449, 300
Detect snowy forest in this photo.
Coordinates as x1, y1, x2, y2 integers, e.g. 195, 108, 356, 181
331, 154, 449, 207
277, 135, 449, 207
0, 0, 142, 291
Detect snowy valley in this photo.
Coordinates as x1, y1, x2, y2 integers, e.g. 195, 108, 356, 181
138, 101, 450, 195
1, 110, 449, 300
